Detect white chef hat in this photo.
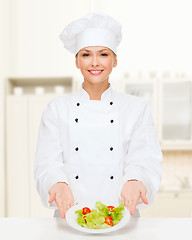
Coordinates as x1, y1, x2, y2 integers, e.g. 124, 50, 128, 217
59, 12, 122, 55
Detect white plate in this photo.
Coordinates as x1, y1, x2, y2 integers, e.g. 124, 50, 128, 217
65, 203, 130, 234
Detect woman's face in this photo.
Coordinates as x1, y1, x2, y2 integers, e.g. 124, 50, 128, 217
75, 46, 117, 85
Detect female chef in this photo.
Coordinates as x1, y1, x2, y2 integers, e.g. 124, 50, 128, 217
34, 12, 162, 219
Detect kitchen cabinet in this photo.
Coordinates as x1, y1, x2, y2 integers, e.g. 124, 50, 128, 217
123, 78, 158, 126
6, 97, 29, 216
124, 76, 192, 150
5, 76, 76, 217
140, 191, 192, 218
160, 80, 192, 150
6, 95, 59, 217
162, 81, 191, 140
28, 96, 58, 217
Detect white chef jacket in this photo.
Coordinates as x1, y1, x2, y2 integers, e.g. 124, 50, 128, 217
34, 82, 162, 215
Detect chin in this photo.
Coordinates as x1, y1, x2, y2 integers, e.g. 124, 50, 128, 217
85, 77, 109, 84
87, 80, 108, 85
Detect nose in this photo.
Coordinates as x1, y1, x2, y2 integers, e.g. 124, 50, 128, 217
91, 55, 99, 67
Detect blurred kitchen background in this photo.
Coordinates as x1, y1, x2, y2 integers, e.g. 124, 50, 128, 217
0, 0, 192, 218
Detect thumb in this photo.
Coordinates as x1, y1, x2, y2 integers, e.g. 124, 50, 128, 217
140, 190, 148, 205
48, 192, 55, 204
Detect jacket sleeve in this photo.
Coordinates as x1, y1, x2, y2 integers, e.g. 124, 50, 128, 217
34, 102, 69, 209
122, 102, 163, 209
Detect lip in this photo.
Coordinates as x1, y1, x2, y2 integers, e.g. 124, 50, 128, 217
88, 70, 104, 75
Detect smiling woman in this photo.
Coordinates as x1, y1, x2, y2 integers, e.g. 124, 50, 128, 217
34, 12, 162, 220
75, 46, 117, 100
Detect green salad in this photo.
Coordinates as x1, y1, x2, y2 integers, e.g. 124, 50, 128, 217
75, 201, 124, 229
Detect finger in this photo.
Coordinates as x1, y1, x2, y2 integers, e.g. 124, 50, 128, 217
66, 203, 72, 210
62, 200, 75, 219
63, 204, 71, 219
130, 199, 138, 216
48, 192, 55, 204
56, 201, 65, 219
121, 196, 125, 205
64, 208, 70, 219
70, 199, 75, 207
126, 200, 132, 214
69, 202, 74, 208
123, 197, 128, 209
121, 196, 126, 207
140, 190, 148, 204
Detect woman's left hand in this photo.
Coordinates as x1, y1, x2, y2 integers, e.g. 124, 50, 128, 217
121, 180, 148, 215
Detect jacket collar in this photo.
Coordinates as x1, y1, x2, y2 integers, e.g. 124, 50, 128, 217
78, 82, 112, 102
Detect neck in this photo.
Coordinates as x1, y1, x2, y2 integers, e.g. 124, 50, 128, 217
82, 81, 110, 100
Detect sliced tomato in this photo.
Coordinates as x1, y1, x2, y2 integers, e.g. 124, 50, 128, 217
83, 216, 87, 223
108, 206, 115, 212
105, 216, 113, 227
82, 207, 91, 215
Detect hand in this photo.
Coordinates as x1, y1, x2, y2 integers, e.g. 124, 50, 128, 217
48, 182, 74, 219
121, 180, 148, 215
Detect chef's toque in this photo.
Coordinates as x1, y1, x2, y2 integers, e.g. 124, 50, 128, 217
59, 12, 122, 55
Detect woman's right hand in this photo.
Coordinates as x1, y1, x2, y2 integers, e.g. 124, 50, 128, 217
48, 182, 74, 219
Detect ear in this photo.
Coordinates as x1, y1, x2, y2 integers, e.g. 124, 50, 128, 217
113, 55, 117, 68
75, 55, 80, 69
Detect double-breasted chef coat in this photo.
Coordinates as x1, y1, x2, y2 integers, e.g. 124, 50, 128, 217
34, 82, 162, 217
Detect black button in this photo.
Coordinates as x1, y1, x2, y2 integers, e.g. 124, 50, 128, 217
75, 118, 78, 123
110, 176, 114, 179
75, 147, 79, 151
110, 147, 113, 151
110, 120, 114, 123
110, 102, 113, 105
77, 103, 80, 106
75, 175, 79, 179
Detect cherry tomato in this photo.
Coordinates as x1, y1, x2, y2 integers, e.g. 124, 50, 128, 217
108, 206, 115, 212
105, 216, 113, 227
82, 207, 91, 215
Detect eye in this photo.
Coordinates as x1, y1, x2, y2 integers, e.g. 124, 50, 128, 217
101, 53, 108, 56
82, 53, 89, 57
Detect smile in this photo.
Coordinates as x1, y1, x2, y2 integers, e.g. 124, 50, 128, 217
88, 70, 103, 75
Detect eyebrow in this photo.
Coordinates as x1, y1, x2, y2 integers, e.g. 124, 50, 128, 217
81, 49, 109, 52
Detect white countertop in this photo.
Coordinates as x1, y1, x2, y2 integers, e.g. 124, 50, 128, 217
0, 217, 192, 240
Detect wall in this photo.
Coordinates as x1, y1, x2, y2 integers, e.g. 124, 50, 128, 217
8, 0, 94, 77
4, 1, 192, 77
99, 0, 192, 74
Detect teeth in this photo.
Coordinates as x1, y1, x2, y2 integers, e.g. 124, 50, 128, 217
89, 70, 102, 74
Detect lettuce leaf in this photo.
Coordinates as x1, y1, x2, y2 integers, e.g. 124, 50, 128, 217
95, 201, 109, 217
110, 202, 124, 225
